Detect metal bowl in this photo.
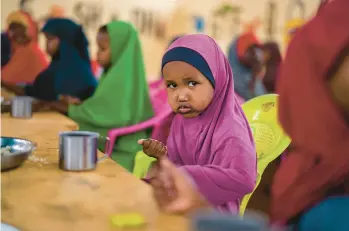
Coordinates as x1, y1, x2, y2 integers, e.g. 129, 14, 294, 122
1, 137, 36, 171
1, 223, 20, 231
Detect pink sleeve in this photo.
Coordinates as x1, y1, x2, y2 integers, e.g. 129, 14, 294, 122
180, 139, 257, 206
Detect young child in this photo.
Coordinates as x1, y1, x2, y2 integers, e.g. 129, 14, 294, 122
139, 34, 257, 214
63, 21, 154, 172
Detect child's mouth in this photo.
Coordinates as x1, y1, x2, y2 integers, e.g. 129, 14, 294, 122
177, 105, 192, 114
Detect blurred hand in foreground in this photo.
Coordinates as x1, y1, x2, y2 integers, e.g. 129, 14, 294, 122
150, 158, 211, 214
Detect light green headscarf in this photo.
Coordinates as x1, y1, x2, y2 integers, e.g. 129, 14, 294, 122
68, 21, 154, 172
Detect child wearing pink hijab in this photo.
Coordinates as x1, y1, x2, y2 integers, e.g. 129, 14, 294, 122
139, 34, 257, 214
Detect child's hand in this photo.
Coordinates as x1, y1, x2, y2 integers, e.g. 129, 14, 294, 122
138, 139, 167, 159
59, 95, 82, 105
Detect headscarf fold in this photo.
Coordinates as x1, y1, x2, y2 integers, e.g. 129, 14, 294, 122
228, 35, 266, 100
68, 21, 154, 171
236, 32, 260, 59
165, 34, 257, 213
1, 10, 48, 84
271, 0, 349, 223
25, 18, 97, 101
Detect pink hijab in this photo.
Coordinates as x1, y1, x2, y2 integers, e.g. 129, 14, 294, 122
165, 34, 257, 213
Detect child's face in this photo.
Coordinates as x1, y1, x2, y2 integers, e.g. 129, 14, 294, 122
96, 31, 111, 69
163, 61, 214, 118
44, 33, 59, 56
8, 22, 31, 45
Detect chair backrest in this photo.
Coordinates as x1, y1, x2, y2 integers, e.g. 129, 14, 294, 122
149, 79, 163, 89
239, 94, 291, 215
149, 89, 173, 142
151, 88, 170, 115
134, 151, 157, 178
149, 79, 165, 99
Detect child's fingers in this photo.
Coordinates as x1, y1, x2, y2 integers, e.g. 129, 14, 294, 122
160, 145, 168, 156
141, 139, 152, 149
70, 99, 81, 105
148, 139, 161, 152
137, 139, 145, 145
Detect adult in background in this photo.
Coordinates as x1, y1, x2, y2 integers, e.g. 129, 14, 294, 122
262, 42, 282, 93
1, 10, 48, 84
3, 18, 97, 103
227, 32, 266, 101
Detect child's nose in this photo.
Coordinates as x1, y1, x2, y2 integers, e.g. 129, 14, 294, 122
177, 90, 189, 102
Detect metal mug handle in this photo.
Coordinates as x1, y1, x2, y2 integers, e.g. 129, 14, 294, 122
97, 136, 110, 162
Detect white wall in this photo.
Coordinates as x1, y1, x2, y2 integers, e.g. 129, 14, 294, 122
1, 0, 321, 80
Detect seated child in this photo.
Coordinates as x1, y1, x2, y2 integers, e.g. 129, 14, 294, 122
139, 34, 257, 214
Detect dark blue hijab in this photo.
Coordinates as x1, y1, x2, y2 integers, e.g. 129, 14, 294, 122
25, 18, 97, 101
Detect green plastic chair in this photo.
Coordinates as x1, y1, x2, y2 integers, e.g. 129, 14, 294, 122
239, 94, 291, 215
133, 151, 156, 178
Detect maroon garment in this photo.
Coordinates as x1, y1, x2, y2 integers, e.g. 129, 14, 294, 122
270, 0, 349, 223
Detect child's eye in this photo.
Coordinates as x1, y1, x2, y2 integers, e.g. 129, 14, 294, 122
188, 81, 198, 87
167, 83, 176, 89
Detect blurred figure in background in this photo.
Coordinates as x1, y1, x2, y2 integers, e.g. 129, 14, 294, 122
168, 35, 184, 46
1, 10, 47, 84
2, 18, 97, 103
53, 21, 154, 172
228, 32, 266, 101
271, 0, 349, 230
26, 18, 97, 101
262, 42, 282, 93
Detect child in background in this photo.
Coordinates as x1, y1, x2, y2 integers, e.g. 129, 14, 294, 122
139, 34, 257, 214
55, 21, 154, 172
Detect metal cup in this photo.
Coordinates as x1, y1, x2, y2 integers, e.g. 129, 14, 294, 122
10, 96, 33, 119
58, 131, 110, 171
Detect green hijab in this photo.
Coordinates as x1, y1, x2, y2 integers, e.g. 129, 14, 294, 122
68, 21, 154, 172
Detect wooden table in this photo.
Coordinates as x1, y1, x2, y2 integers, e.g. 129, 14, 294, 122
1, 112, 189, 231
